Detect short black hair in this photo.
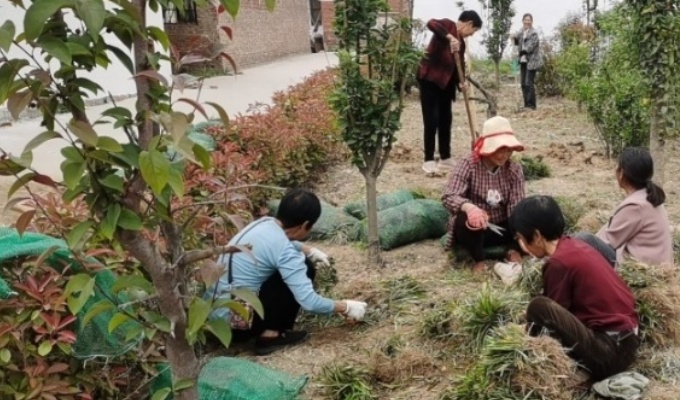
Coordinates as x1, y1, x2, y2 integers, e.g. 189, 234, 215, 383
522, 13, 533, 21
510, 195, 565, 243
459, 10, 483, 29
276, 188, 322, 229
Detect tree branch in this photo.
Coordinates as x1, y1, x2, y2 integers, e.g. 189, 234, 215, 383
176, 245, 250, 268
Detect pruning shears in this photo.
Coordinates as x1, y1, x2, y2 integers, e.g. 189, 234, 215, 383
487, 223, 506, 237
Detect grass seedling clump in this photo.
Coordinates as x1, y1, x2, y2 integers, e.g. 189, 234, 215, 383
321, 364, 377, 400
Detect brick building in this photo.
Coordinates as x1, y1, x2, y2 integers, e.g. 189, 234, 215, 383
319, 0, 413, 49
165, 0, 314, 71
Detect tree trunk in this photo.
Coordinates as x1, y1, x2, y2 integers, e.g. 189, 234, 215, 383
494, 59, 501, 87
119, 231, 200, 400
649, 98, 666, 185
364, 173, 381, 265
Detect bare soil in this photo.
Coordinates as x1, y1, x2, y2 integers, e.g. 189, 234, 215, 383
241, 84, 680, 399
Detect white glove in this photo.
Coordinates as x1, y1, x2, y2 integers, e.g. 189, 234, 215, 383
343, 300, 368, 321
307, 247, 330, 267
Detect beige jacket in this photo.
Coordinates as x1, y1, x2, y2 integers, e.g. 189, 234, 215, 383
597, 189, 673, 266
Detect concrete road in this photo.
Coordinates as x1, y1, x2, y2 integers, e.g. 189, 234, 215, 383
0, 52, 339, 179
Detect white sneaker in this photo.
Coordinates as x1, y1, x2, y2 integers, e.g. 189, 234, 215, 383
422, 161, 439, 175
438, 158, 455, 170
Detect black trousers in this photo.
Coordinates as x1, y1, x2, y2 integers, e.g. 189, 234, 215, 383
520, 63, 537, 109
233, 260, 316, 342
527, 296, 640, 381
453, 211, 517, 262
418, 79, 455, 162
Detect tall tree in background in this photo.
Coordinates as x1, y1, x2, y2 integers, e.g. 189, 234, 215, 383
479, 0, 515, 86
331, 0, 420, 264
626, 0, 680, 183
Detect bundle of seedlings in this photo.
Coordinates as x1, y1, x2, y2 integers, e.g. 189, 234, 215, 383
618, 260, 680, 347
455, 284, 527, 349
419, 303, 457, 342
517, 155, 551, 181
515, 257, 544, 298
553, 196, 585, 232
321, 363, 377, 400
632, 345, 680, 383
447, 324, 579, 400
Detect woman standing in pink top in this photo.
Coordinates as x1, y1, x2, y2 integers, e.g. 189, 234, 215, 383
576, 147, 673, 267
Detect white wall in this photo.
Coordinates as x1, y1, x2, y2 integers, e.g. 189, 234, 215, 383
1, 3, 171, 101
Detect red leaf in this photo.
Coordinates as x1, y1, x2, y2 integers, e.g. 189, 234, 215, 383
31, 174, 57, 188
215, 52, 238, 74
15, 209, 36, 236
46, 363, 70, 375
58, 330, 77, 344
217, 4, 225, 13
220, 26, 233, 40
175, 98, 209, 120
56, 315, 77, 330
134, 70, 169, 86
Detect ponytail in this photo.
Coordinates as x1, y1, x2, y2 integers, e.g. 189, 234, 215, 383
646, 181, 666, 207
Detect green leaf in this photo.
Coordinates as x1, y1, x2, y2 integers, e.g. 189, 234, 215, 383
68, 119, 99, 146
111, 275, 154, 295
0, 348, 11, 363
0, 20, 16, 52
22, 130, 62, 155
7, 90, 32, 120
151, 387, 171, 400
192, 143, 211, 169
100, 173, 124, 192
117, 208, 143, 230
61, 161, 85, 190
37, 341, 53, 356
106, 45, 135, 74
97, 136, 124, 153
167, 167, 184, 197
264, 0, 276, 12
24, 0, 75, 42
173, 379, 195, 391
170, 112, 189, 143
7, 172, 36, 199
147, 26, 170, 51
230, 288, 264, 319
64, 273, 95, 314
220, 0, 240, 19
76, 0, 106, 41
81, 299, 115, 327
65, 220, 93, 249
186, 298, 211, 336
205, 101, 230, 129
108, 312, 131, 334
102, 106, 133, 120
39, 37, 72, 65
139, 150, 171, 195
66, 42, 91, 56
100, 203, 121, 239
205, 318, 233, 349
61, 146, 85, 163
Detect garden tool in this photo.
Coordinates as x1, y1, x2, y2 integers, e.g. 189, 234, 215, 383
487, 222, 506, 237
453, 51, 478, 148
511, 41, 523, 112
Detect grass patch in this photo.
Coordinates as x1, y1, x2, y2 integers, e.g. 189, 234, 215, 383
618, 260, 680, 347
321, 364, 377, 400
382, 275, 426, 309
633, 346, 680, 384
419, 304, 456, 342
517, 155, 551, 181
554, 196, 586, 232
515, 258, 543, 298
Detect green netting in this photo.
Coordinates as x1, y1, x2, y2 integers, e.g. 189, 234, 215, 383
0, 227, 139, 358
343, 189, 424, 220
356, 199, 449, 250
153, 357, 308, 400
439, 233, 510, 261
267, 199, 361, 242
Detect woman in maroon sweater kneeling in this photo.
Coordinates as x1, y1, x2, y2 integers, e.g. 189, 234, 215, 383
510, 195, 640, 382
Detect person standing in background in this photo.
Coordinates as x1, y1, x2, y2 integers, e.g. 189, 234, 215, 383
512, 13, 542, 110
416, 11, 482, 176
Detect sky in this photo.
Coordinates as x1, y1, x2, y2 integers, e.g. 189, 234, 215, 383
413, 0, 617, 56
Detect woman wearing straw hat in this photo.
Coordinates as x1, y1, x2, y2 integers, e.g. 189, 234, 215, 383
442, 116, 526, 272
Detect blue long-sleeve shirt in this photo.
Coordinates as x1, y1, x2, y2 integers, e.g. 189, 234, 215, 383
206, 217, 335, 320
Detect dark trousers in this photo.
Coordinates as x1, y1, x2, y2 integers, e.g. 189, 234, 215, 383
233, 261, 316, 342
520, 63, 537, 109
418, 79, 455, 162
453, 211, 517, 262
527, 296, 639, 381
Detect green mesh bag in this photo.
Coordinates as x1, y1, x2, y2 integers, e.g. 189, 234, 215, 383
152, 357, 307, 400
0, 228, 139, 358
343, 189, 424, 220
267, 199, 361, 242
356, 199, 449, 250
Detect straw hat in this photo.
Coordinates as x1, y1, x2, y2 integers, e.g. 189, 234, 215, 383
473, 116, 524, 158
